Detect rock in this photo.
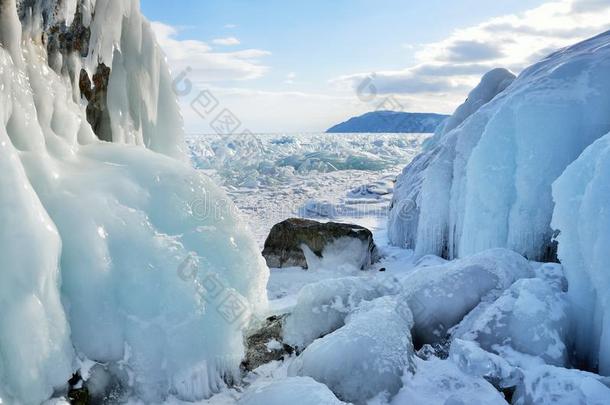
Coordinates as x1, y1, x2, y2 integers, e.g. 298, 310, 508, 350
242, 315, 294, 372
79, 64, 112, 142
261, 218, 379, 269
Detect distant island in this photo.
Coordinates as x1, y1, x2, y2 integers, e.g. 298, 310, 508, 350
327, 110, 449, 133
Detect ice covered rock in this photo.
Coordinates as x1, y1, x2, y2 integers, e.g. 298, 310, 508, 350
454, 276, 570, 367
400, 249, 532, 346
513, 365, 610, 405
262, 218, 379, 270
449, 339, 522, 391
391, 356, 509, 405
289, 296, 415, 404
242, 315, 293, 372
237, 377, 346, 405
552, 132, 610, 374
283, 276, 399, 349
389, 31, 610, 261
0, 0, 269, 403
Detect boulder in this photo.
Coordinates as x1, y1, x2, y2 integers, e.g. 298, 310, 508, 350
262, 218, 378, 269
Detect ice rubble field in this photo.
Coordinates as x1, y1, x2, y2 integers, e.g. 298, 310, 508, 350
187, 133, 424, 246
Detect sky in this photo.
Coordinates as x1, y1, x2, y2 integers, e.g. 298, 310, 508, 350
141, 0, 610, 133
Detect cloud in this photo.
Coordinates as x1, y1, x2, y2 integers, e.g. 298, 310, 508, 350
444, 40, 505, 62
224, 24, 238, 29
571, 0, 610, 12
150, 22, 270, 81
212, 37, 240, 46
333, 0, 610, 102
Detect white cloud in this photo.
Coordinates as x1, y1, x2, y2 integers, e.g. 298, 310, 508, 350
333, 0, 610, 107
212, 37, 241, 46
151, 22, 270, 81
224, 24, 238, 29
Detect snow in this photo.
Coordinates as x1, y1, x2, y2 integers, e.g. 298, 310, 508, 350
301, 236, 375, 271
288, 296, 414, 404
389, 31, 610, 261
0, 1, 268, 403
552, 131, 610, 374
237, 377, 345, 405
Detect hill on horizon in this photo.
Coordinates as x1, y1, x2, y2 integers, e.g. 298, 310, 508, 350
327, 110, 449, 133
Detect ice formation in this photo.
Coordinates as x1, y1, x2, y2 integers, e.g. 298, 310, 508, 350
0, 0, 268, 403
423, 68, 516, 150
237, 377, 346, 405
455, 277, 570, 367
391, 356, 509, 405
400, 249, 532, 345
282, 276, 399, 349
513, 365, 610, 405
552, 132, 610, 374
288, 296, 414, 404
389, 31, 610, 261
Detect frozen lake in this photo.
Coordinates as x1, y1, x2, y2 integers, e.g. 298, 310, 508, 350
187, 133, 428, 245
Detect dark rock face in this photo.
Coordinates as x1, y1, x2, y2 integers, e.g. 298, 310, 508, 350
262, 218, 379, 269
43, 1, 91, 58
80, 64, 112, 142
17, 0, 113, 142
242, 315, 293, 372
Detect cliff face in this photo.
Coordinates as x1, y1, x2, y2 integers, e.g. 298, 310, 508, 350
11, 0, 186, 157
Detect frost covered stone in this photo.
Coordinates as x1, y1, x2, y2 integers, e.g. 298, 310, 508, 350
237, 377, 346, 405
400, 249, 532, 345
389, 31, 610, 261
288, 296, 414, 404
552, 132, 610, 374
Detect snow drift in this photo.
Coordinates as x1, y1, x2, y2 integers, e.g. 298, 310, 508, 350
237, 377, 346, 405
389, 31, 610, 261
0, 0, 268, 403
